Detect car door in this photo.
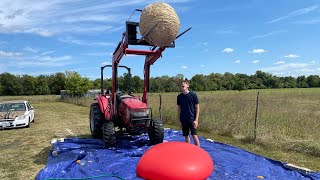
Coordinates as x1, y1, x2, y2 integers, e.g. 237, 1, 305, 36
26, 102, 34, 121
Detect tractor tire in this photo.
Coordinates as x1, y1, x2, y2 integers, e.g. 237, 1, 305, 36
103, 121, 117, 148
89, 103, 103, 139
148, 118, 164, 145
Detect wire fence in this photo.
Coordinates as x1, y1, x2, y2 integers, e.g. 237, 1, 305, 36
149, 90, 320, 147
59, 89, 320, 154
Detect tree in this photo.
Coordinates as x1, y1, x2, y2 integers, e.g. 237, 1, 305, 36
283, 76, 296, 88
0, 82, 2, 95
21, 75, 36, 95
207, 73, 223, 90
307, 75, 320, 87
190, 74, 206, 91
131, 75, 143, 93
65, 71, 92, 96
222, 72, 235, 90
0, 73, 23, 96
35, 75, 50, 95
92, 78, 101, 90
234, 81, 246, 91
48, 73, 66, 95
296, 76, 308, 88
150, 77, 165, 92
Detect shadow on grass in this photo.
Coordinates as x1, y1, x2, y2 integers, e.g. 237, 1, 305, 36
34, 146, 52, 165
65, 134, 93, 139
218, 129, 234, 138
240, 136, 271, 150
282, 142, 320, 158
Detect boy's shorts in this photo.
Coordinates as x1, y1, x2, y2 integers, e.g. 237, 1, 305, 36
181, 120, 197, 136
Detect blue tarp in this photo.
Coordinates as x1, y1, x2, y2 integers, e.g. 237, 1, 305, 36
36, 129, 320, 180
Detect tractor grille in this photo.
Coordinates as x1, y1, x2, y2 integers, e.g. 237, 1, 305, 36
131, 118, 151, 125
129, 108, 152, 134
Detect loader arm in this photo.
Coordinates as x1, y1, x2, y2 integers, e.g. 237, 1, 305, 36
111, 33, 165, 116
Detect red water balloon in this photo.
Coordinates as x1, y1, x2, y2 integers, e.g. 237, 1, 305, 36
137, 141, 214, 180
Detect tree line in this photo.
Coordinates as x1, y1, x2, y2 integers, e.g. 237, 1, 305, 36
0, 70, 319, 96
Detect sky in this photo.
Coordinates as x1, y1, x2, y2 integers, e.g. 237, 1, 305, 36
1, 0, 320, 80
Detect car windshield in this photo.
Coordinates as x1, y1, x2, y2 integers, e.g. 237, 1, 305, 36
0, 103, 26, 112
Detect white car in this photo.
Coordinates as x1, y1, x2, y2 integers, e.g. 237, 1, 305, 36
0, 100, 35, 128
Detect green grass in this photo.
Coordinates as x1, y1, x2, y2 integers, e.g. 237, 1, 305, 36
1, 89, 319, 179
0, 101, 90, 180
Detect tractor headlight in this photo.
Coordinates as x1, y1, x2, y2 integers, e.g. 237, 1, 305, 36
131, 110, 149, 117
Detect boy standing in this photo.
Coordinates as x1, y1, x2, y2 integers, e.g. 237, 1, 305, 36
177, 80, 200, 146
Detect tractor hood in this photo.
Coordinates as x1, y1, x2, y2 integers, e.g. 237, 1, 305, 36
121, 98, 147, 109
0, 111, 25, 119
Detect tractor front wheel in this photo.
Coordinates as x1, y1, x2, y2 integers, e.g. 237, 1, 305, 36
103, 121, 117, 148
89, 103, 103, 139
148, 118, 164, 145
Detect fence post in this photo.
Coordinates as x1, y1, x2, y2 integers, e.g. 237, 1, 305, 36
254, 92, 260, 141
159, 93, 162, 120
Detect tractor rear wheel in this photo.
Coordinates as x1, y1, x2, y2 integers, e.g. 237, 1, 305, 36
148, 118, 164, 145
89, 103, 103, 138
103, 121, 117, 148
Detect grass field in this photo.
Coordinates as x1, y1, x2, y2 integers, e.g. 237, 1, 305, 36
0, 99, 90, 180
0, 89, 320, 179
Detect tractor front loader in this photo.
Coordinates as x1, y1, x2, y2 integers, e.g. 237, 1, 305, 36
89, 12, 190, 148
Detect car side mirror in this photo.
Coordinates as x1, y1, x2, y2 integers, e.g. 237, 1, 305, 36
30, 107, 34, 110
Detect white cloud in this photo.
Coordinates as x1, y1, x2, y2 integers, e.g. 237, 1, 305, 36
82, 52, 111, 56
23, 46, 38, 53
284, 54, 300, 58
38, 55, 71, 62
62, 14, 123, 23
274, 61, 285, 65
215, 30, 239, 35
0, 0, 158, 36
24, 28, 54, 37
162, 0, 193, 3
200, 42, 208, 45
41, 51, 55, 56
0, 50, 22, 57
181, 65, 188, 69
249, 49, 267, 54
294, 19, 320, 24
266, 5, 318, 24
250, 30, 285, 39
59, 37, 115, 46
261, 63, 308, 72
201, 49, 209, 52
311, 60, 316, 64
200, 65, 205, 67
10, 55, 73, 67
252, 60, 260, 64
222, 48, 234, 53
235, 60, 240, 63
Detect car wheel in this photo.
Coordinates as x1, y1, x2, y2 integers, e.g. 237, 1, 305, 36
26, 118, 30, 128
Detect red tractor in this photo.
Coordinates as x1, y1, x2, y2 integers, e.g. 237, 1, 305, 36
89, 15, 190, 148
